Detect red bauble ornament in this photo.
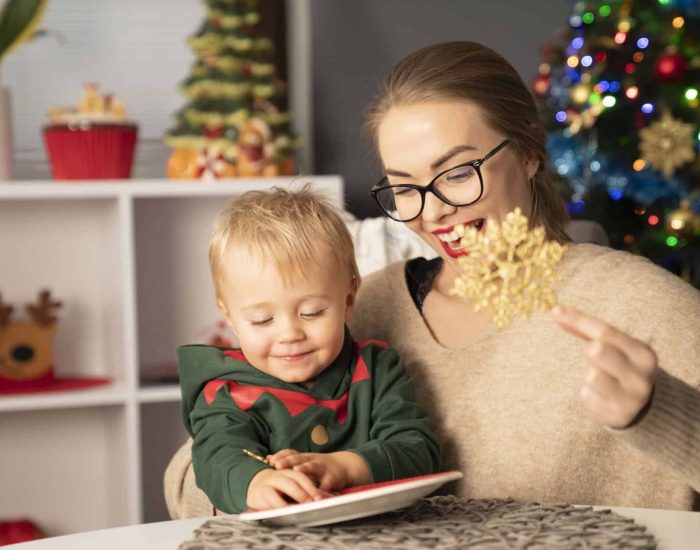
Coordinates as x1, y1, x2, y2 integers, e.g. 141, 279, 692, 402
532, 74, 550, 98
654, 53, 687, 82
203, 126, 225, 139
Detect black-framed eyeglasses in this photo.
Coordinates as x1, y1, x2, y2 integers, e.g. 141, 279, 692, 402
370, 139, 511, 222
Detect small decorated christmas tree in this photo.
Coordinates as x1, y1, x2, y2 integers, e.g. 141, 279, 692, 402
165, 0, 296, 179
535, 0, 700, 286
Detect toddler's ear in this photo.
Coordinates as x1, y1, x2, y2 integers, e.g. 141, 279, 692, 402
344, 281, 358, 321
217, 299, 238, 335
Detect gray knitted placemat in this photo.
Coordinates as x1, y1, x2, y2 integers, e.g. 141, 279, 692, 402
179, 495, 656, 549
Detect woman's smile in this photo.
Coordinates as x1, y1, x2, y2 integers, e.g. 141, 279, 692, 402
432, 219, 486, 257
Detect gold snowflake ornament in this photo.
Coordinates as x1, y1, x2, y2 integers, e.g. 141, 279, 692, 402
450, 208, 568, 329
639, 110, 696, 179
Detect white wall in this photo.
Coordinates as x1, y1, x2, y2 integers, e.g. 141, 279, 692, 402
3, 0, 204, 179
5, 0, 572, 215
310, 0, 572, 216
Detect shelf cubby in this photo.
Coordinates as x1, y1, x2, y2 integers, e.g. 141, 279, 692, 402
0, 177, 344, 536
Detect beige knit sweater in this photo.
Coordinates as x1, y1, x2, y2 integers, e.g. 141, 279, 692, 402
163, 244, 700, 518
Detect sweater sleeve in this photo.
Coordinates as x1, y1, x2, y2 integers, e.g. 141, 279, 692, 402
189, 383, 272, 513
611, 368, 700, 492
352, 346, 441, 482
601, 251, 700, 494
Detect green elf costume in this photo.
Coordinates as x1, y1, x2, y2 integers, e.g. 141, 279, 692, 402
179, 327, 441, 513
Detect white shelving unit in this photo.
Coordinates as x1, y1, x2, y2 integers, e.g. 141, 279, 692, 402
0, 176, 344, 536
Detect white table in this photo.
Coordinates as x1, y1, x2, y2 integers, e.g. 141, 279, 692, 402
8, 507, 700, 549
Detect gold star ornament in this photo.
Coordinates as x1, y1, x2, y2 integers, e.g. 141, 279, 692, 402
450, 208, 568, 329
639, 110, 696, 179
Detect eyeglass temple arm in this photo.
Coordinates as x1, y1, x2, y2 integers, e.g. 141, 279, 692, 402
478, 140, 511, 165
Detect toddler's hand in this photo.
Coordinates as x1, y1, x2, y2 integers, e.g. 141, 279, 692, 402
246, 468, 324, 510
267, 449, 370, 491
552, 304, 656, 429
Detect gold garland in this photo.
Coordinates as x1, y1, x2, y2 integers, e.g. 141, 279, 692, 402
191, 59, 274, 77
207, 10, 260, 29
182, 80, 252, 100
188, 35, 272, 55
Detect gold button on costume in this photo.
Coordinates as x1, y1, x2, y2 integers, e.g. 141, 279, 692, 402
311, 425, 329, 445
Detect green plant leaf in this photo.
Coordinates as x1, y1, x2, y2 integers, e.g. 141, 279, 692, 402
0, 0, 49, 63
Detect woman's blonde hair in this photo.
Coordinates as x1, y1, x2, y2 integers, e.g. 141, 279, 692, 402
365, 41, 570, 243
209, 185, 360, 301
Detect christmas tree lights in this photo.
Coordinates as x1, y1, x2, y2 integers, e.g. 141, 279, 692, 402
536, 0, 700, 285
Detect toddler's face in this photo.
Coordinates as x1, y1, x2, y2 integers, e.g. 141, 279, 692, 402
217, 245, 356, 384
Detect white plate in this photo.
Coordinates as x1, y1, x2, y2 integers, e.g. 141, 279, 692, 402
238, 470, 463, 527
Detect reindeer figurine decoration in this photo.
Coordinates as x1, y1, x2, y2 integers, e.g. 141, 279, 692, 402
0, 290, 62, 389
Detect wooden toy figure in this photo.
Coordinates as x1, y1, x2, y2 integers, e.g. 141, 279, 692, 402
0, 290, 62, 390
235, 118, 279, 178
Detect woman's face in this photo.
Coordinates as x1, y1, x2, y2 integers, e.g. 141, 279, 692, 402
377, 100, 537, 274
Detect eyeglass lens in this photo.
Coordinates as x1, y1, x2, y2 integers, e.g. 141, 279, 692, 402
374, 163, 481, 221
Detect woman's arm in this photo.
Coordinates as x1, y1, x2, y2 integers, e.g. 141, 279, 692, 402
553, 304, 700, 492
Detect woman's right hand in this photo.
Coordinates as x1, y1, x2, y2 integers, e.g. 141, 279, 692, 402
246, 468, 325, 510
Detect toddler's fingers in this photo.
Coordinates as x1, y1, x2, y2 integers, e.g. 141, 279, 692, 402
270, 476, 316, 504
273, 453, 312, 469
267, 449, 299, 461
289, 469, 325, 500
318, 473, 339, 492
260, 488, 290, 509
293, 461, 322, 478
267, 449, 302, 469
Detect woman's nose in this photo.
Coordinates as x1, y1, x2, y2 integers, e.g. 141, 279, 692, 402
421, 191, 456, 222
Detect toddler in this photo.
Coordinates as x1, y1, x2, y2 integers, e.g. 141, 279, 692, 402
178, 186, 440, 513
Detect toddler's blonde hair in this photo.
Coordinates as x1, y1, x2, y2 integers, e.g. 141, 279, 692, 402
209, 185, 360, 301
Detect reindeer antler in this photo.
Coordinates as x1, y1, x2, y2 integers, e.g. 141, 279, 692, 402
0, 293, 13, 327
26, 290, 62, 327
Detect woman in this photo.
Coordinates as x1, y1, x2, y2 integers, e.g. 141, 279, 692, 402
164, 41, 699, 517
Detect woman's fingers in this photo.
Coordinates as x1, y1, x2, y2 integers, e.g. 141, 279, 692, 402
554, 305, 657, 382
583, 358, 622, 398
553, 305, 657, 428
552, 305, 628, 344
554, 305, 657, 371
587, 340, 654, 398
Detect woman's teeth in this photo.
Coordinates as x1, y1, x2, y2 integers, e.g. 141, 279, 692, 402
436, 220, 485, 247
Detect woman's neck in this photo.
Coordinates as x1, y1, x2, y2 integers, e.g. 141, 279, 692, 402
422, 259, 493, 349
432, 258, 461, 295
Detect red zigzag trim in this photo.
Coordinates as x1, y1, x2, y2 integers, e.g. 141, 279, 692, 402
203, 341, 385, 424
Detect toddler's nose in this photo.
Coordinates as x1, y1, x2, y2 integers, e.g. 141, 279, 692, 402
278, 318, 305, 342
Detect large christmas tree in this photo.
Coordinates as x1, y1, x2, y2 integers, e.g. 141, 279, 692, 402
535, 0, 700, 286
165, 0, 296, 179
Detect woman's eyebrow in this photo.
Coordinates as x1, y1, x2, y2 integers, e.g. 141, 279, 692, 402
385, 144, 478, 177
430, 145, 478, 170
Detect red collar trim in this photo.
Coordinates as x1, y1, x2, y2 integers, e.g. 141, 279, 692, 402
204, 342, 375, 424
